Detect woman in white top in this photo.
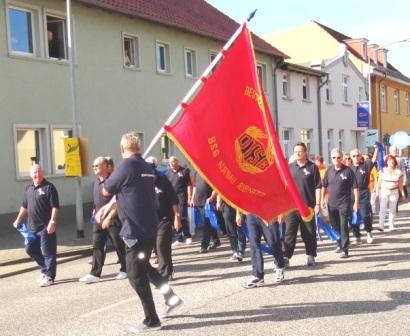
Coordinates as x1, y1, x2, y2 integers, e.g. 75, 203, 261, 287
376, 155, 408, 231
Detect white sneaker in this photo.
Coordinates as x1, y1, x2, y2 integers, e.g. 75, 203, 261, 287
38, 277, 54, 287
79, 274, 100, 284
129, 322, 162, 333
275, 268, 284, 283
115, 271, 127, 280
242, 276, 264, 289
366, 232, 374, 244
351, 237, 361, 245
185, 238, 192, 245
37, 273, 46, 283
172, 241, 181, 247
158, 295, 184, 318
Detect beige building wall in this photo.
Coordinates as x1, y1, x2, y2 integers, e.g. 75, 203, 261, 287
0, 0, 278, 215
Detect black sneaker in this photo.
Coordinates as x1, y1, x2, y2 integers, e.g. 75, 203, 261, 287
208, 239, 221, 250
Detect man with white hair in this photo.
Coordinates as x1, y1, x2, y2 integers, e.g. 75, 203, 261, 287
13, 164, 59, 287
102, 132, 182, 333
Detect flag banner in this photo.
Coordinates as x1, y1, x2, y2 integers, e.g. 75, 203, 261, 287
165, 24, 311, 222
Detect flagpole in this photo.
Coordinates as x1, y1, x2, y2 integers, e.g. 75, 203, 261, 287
143, 10, 257, 158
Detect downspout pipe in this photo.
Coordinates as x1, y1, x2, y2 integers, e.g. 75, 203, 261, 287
317, 74, 329, 156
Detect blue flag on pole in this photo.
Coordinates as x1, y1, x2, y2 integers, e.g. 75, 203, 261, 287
16, 223, 36, 245
316, 215, 340, 241
204, 201, 220, 230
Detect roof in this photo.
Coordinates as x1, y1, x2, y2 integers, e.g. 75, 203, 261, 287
312, 20, 410, 82
75, 0, 287, 58
282, 62, 326, 77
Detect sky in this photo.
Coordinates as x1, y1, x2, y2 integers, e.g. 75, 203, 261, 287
206, 0, 410, 77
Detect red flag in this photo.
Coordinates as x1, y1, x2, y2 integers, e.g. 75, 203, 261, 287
165, 24, 312, 222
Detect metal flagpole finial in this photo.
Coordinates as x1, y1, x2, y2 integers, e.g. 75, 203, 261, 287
247, 9, 257, 22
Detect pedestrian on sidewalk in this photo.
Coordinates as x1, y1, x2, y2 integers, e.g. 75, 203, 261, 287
79, 156, 127, 284
321, 148, 359, 258
102, 132, 182, 333
12, 164, 59, 287
284, 142, 321, 267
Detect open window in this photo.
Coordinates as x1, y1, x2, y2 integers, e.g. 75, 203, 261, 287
46, 14, 67, 59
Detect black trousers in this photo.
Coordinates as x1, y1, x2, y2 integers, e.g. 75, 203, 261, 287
222, 205, 245, 254
156, 218, 173, 277
126, 239, 174, 327
90, 222, 126, 277
175, 195, 191, 241
283, 210, 317, 258
328, 205, 350, 253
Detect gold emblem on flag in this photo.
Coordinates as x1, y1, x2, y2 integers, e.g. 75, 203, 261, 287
235, 126, 274, 174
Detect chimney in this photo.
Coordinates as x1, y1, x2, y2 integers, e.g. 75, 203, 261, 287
377, 48, 388, 68
367, 44, 379, 63
344, 38, 369, 60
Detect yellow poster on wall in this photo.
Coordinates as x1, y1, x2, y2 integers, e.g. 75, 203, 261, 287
64, 137, 82, 176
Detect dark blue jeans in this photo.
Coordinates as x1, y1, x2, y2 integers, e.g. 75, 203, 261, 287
247, 215, 284, 279
197, 207, 218, 249
25, 226, 57, 280
352, 194, 373, 238
222, 205, 245, 254
328, 206, 350, 253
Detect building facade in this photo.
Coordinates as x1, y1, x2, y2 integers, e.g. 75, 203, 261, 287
0, 0, 285, 218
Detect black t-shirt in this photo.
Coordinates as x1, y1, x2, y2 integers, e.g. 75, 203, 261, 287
323, 165, 358, 209
167, 166, 191, 196
289, 160, 322, 207
103, 154, 158, 240
22, 179, 59, 230
93, 176, 112, 211
193, 173, 212, 207
155, 173, 179, 221
351, 160, 373, 196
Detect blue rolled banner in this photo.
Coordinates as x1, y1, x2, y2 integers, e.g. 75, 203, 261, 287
351, 211, 362, 226
194, 206, 204, 227
316, 215, 340, 241
204, 201, 220, 230
16, 223, 36, 245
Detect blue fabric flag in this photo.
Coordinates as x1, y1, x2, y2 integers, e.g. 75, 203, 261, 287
316, 216, 323, 241
16, 223, 36, 245
351, 211, 362, 226
375, 141, 384, 171
204, 201, 220, 230
316, 215, 340, 241
194, 207, 203, 227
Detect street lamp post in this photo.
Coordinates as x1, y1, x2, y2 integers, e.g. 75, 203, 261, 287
367, 38, 410, 137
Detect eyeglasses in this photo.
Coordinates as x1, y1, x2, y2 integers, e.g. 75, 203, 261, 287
92, 164, 99, 168
331, 156, 342, 159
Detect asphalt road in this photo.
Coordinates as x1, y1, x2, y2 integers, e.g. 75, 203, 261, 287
1, 206, 410, 336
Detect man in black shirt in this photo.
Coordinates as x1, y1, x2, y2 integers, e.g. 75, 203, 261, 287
167, 156, 193, 245
79, 156, 127, 284
350, 147, 378, 244
322, 148, 359, 258
102, 132, 182, 333
284, 142, 321, 266
190, 172, 220, 253
146, 156, 181, 281
12, 164, 59, 287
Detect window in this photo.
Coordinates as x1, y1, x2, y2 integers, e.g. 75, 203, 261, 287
51, 127, 72, 174
257, 64, 267, 91
160, 134, 175, 160
342, 75, 349, 103
209, 50, 218, 62
393, 89, 400, 114
184, 48, 197, 78
338, 130, 344, 151
300, 129, 312, 154
282, 129, 293, 159
358, 87, 364, 102
8, 5, 38, 55
14, 125, 49, 177
406, 92, 410, 116
302, 77, 310, 100
46, 14, 67, 59
325, 80, 332, 102
156, 42, 170, 73
123, 34, 140, 68
327, 129, 334, 163
380, 84, 386, 112
282, 72, 289, 98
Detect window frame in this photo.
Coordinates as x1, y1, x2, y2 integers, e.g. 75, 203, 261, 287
406, 92, 410, 116
393, 89, 400, 114
327, 129, 334, 163
50, 125, 74, 175
342, 75, 349, 104
184, 47, 197, 78
122, 32, 140, 69
6, 2, 41, 57
256, 63, 267, 91
380, 84, 386, 112
338, 129, 345, 151
300, 128, 312, 154
282, 128, 293, 159
13, 124, 50, 179
302, 76, 310, 101
282, 72, 290, 98
156, 41, 171, 74
44, 9, 68, 60
325, 79, 333, 103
